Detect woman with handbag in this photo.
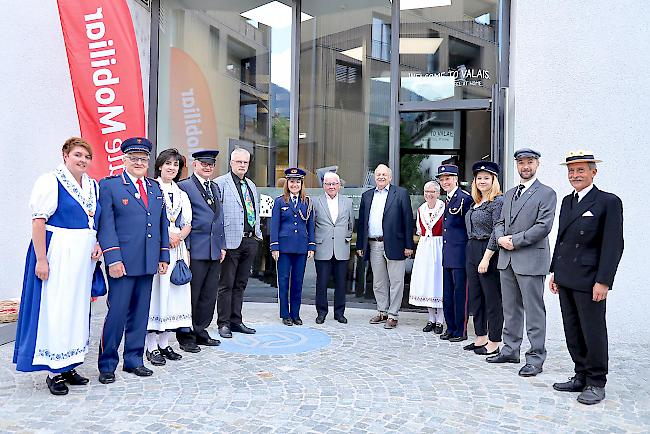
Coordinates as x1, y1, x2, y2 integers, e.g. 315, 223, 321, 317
270, 167, 316, 326
145, 149, 193, 366
13, 137, 102, 395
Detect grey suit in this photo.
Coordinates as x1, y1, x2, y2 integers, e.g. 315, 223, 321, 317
313, 193, 354, 318
214, 172, 262, 328
494, 179, 557, 367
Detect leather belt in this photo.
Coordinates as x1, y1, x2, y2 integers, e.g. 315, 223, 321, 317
243, 231, 255, 238
368, 236, 384, 242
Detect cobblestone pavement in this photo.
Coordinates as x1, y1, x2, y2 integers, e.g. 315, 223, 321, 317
1, 299, 649, 433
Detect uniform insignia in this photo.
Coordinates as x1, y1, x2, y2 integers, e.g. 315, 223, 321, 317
122, 198, 129, 205
135, 192, 141, 199
156, 196, 163, 200
137, 138, 142, 144
281, 206, 289, 211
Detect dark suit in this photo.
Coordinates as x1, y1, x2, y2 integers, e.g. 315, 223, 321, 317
550, 186, 623, 387
357, 185, 414, 318
176, 175, 226, 344
97, 173, 170, 373
441, 188, 473, 338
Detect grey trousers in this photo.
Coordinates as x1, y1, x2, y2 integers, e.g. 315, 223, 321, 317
369, 241, 405, 319
499, 264, 547, 367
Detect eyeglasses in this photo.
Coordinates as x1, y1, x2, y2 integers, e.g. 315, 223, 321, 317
199, 161, 216, 168
323, 182, 340, 187
232, 160, 249, 165
126, 155, 150, 164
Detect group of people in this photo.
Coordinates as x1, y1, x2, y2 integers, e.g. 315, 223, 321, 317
13, 137, 263, 395
13, 137, 624, 407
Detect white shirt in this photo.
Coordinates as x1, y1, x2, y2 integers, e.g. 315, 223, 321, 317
125, 171, 146, 193
575, 183, 594, 203
369, 185, 390, 237
326, 194, 338, 222
517, 176, 537, 195
446, 186, 458, 201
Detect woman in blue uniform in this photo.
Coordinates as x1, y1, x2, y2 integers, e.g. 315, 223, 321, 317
14, 137, 102, 396
270, 168, 315, 326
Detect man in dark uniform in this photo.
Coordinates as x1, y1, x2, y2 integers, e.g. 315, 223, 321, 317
549, 150, 624, 405
437, 164, 473, 342
97, 137, 170, 384
176, 150, 226, 352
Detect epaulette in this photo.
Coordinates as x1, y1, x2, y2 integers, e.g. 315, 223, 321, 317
102, 175, 120, 180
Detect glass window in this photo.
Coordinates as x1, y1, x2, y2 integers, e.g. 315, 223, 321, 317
399, 0, 498, 102
298, 1, 393, 189
156, 0, 292, 187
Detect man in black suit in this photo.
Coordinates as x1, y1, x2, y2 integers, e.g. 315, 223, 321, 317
549, 150, 624, 405
357, 164, 414, 329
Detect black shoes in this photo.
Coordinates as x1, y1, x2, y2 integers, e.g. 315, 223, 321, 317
61, 369, 89, 385
123, 365, 153, 377
335, 316, 348, 324
553, 375, 586, 392
179, 342, 201, 353
486, 353, 520, 364
219, 325, 233, 338
315, 315, 326, 324
46, 375, 69, 396
518, 364, 543, 377
159, 346, 183, 361
439, 332, 452, 340
463, 342, 486, 351
433, 323, 444, 334
282, 318, 293, 326
196, 336, 221, 346
98, 372, 116, 384
293, 317, 303, 326
423, 322, 435, 332
146, 349, 166, 366
449, 335, 468, 342
474, 346, 499, 356
231, 323, 256, 334
577, 386, 606, 405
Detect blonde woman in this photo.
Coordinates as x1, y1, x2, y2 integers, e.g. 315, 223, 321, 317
464, 161, 504, 356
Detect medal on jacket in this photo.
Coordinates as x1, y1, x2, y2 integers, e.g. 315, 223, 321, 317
206, 198, 213, 205
135, 192, 141, 199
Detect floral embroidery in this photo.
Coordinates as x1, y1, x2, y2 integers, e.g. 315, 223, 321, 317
54, 165, 97, 227
36, 341, 89, 361
149, 313, 192, 324
409, 295, 443, 304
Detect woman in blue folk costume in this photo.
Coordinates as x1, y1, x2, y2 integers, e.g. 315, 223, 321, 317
13, 137, 102, 396
270, 168, 315, 326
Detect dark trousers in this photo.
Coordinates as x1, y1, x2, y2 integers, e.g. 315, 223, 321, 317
559, 286, 608, 387
466, 239, 503, 342
315, 257, 347, 318
217, 238, 258, 327
98, 274, 154, 373
177, 259, 220, 345
277, 253, 307, 320
442, 267, 468, 337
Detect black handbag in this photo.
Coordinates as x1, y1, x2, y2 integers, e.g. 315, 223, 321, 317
170, 256, 192, 286
91, 261, 107, 297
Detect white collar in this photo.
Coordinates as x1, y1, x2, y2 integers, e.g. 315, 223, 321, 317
326, 193, 338, 201
375, 184, 390, 193
125, 171, 145, 187
195, 173, 210, 185
518, 176, 537, 190
448, 186, 458, 198
575, 183, 594, 202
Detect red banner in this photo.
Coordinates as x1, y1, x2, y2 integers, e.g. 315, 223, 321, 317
57, 0, 145, 179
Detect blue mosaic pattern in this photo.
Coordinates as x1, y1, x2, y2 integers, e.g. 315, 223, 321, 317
218, 324, 331, 355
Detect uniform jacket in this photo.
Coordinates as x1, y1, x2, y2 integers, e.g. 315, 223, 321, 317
98, 173, 170, 276
178, 174, 225, 261
494, 179, 557, 276
550, 186, 623, 292
270, 196, 316, 254
357, 184, 414, 261
442, 188, 473, 268
313, 193, 354, 261
214, 172, 262, 249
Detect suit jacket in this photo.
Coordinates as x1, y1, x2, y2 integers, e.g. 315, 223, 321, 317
313, 193, 354, 261
494, 179, 557, 276
357, 184, 414, 261
270, 196, 316, 254
178, 174, 225, 261
215, 172, 262, 249
442, 188, 473, 268
550, 186, 623, 292
98, 173, 170, 276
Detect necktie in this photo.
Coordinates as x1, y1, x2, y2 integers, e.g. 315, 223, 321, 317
514, 184, 525, 201
573, 192, 579, 206
204, 181, 213, 200
136, 178, 148, 208
293, 196, 298, 208
241, 180, 256, 227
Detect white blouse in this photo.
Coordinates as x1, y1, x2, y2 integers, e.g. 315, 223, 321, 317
30, 173, 58, 221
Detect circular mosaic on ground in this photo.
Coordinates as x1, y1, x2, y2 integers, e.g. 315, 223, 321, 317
217, 324, 331, 355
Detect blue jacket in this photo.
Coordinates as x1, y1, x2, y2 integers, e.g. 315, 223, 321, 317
98, 173, 170, 276
442, 187, 473, 268
357, 185, 414, 261
270, 196, 315, 254
178, 175, 225, 261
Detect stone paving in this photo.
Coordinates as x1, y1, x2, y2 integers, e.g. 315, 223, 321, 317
1, 299, 649, 433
